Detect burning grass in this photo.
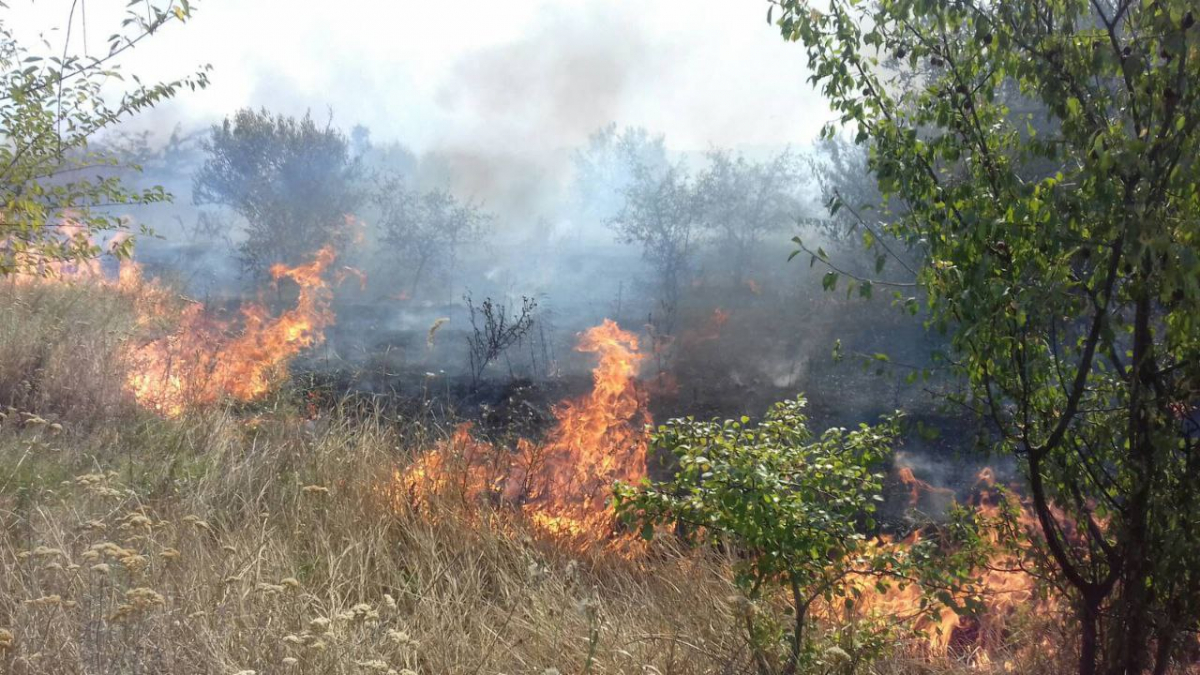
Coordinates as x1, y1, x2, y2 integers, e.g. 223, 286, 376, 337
0, 271, 1081, 674
398, 319, 650, 544
124, 245, 338, 416
0, 403, 1074, 675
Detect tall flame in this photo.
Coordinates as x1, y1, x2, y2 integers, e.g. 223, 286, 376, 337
518, 319, 650, 537
398, 319, 650, 542
124, 246, 338, 416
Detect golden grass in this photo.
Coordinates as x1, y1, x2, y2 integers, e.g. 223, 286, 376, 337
0, 280, 141, 421
0, 282, 1078, 675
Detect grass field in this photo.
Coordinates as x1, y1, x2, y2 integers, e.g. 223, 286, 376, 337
0, 282, 1073, 675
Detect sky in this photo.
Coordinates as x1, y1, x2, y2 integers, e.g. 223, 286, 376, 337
10, 0, 830, 155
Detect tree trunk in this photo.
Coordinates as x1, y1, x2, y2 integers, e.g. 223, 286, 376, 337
1151, 626, 1175, 675
1106, 282, 1156, 675
784, 575, 808, 675
409, 255, 428, 297
1080, 593, 1101, 675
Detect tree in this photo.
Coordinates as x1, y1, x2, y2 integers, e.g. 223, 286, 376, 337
193, 108, 362, 275
771, 0, 1200, 672
572, 124, 669, 223
373, 175, 491, 297
698, 149, 803, 285
0, 3, 208, 276
609, 161, 705, 335
615, 398, 926, 673
806, 136, 883, 242
463, 293, 537, 386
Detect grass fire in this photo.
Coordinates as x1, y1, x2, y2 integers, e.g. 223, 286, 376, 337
2, 1, 1199, 675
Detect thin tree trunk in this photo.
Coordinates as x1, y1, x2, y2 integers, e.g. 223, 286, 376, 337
1151, 626, 1175, 675
784, 575, 808, 675
1108, 280, 1156, 675
1080, 593, 1101, 675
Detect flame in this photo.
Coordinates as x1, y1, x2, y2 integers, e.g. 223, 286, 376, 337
396, 319, 649, 543
517, 319, 650, 537
124, 246, 338, 416
5, 219, 117, 283
838, 466, 1050, 657
8, 217, 356, 416
894, 459, 956, 510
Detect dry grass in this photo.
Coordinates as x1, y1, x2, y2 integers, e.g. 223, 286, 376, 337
0, 406, 754, 675
0, 281, 140, 422
0, 282, 1075, 675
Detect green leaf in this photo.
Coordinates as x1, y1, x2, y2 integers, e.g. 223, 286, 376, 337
822, 271, 839, 291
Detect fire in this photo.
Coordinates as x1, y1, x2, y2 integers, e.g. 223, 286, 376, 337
124, 246, 338, 416
5, 220, 118, 283
517, 319, 650, 537
893, 458, 956, 510
839, 465, 1049, 657
397, 319, 649, 542
6, 226, 341, 416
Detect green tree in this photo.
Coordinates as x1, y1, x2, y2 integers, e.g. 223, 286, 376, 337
372, 174, 492, 298
615, 398, 917, 674
572, 124, 668, 223
609, 162, 705, 335
770, 0, 1200, 672
698, 149, 803, 285
194, 108, 362, 275
0, 3, 208, 276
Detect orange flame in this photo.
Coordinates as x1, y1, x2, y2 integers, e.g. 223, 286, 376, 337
124, 245, 338, 416
517, 319, 650, 537
397, 319, 649, 543
839, 466, 1049, 658
5, 219, 120, 283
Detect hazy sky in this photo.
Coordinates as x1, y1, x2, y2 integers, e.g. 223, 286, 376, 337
12, 0, 829, 154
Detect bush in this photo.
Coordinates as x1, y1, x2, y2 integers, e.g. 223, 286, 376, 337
615, 397, 910, 673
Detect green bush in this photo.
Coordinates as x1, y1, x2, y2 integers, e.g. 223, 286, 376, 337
616, 397, 912, 673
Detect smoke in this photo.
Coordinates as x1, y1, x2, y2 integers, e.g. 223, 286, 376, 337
9, 1, 1000, 482
417, 4, 655, 224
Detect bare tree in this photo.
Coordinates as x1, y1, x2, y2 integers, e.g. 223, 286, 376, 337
464, 293, 537, 386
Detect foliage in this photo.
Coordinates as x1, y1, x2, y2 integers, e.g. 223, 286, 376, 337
193, 108, 362, 275
373, 174, 491, 297
770, 0, 1200, 672
698, 148, 803, 284
0, 2, 208, 276
572, 124, 669, 223
616, 397, 920, 673
608, 162, 705, 334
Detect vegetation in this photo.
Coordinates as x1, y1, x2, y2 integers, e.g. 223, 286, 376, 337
772, 0, 1200, 672
700, 149, 803, 285
0, 283, 1072, 675
596, 141, 802, 335
463, 293, 538, 386
0, 2, 208, 275
616, 399, 905, 673
194, 108, 363, 275
609, 161, 706, 335
373, 176, 492, 298
4, 0, 1200, 673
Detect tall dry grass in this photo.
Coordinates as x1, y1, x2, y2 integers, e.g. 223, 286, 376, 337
0, 404, 758, 674
0, 281, 140, 422
0, 282, 1077, 675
